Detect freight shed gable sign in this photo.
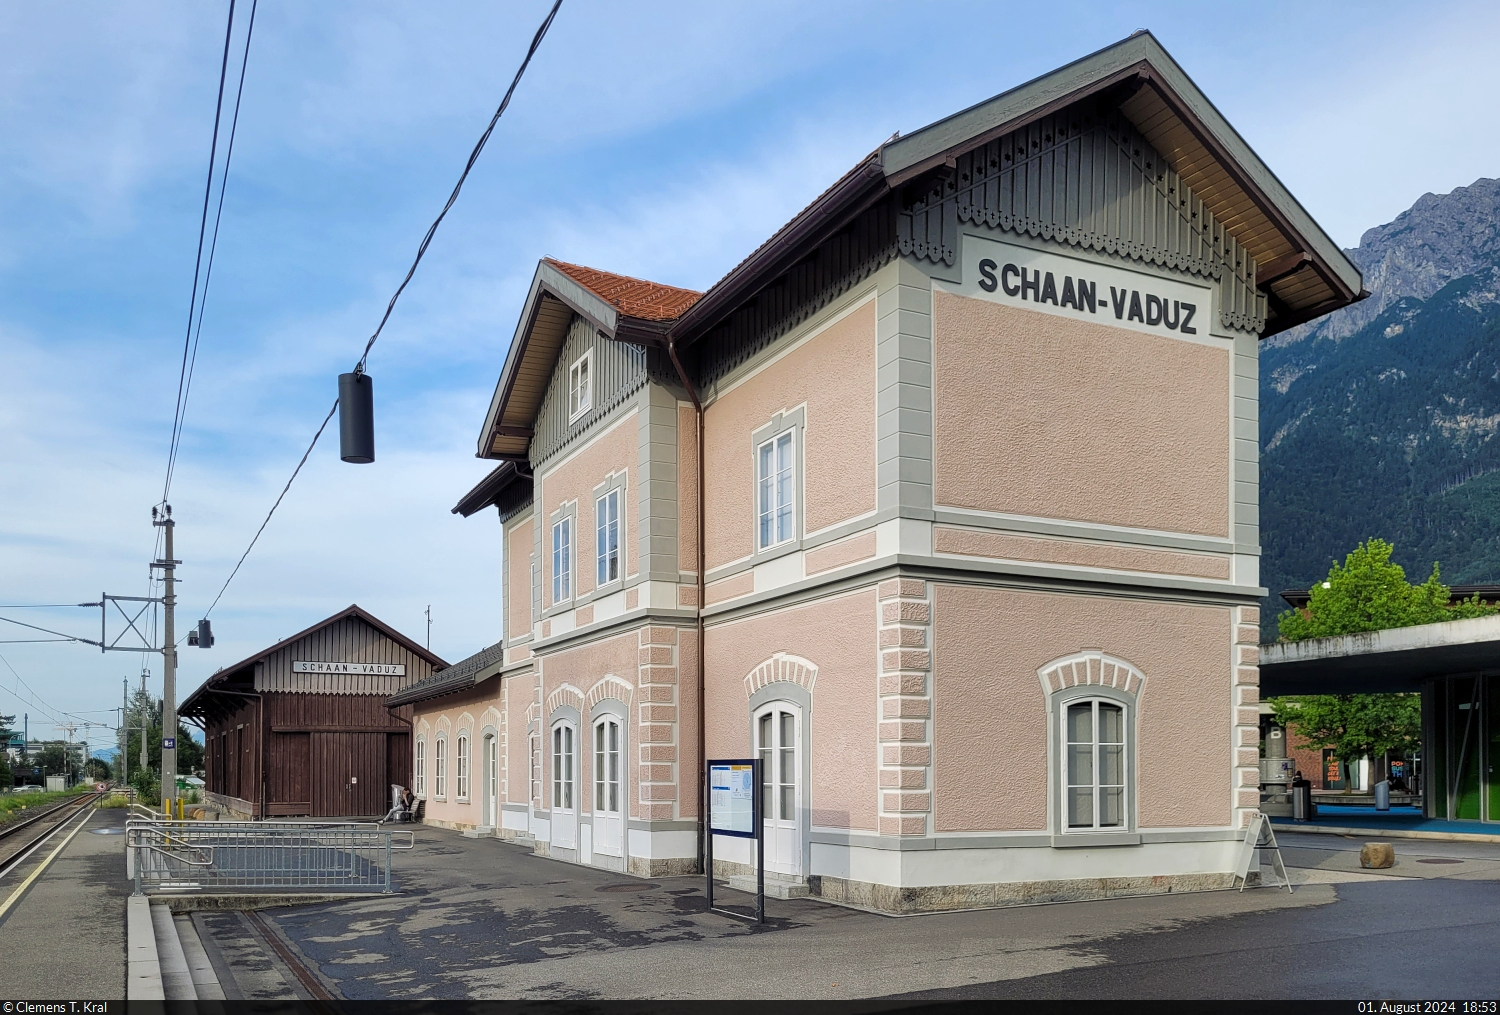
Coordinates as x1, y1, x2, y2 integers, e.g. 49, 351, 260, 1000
953, 236, 1217, 345
292, 661, 406, 676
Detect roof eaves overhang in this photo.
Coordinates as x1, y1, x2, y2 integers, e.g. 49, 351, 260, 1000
668, 151, 889, 350
881, 31, 1362, 333
477, 260, 626, 461
1261, 615, 1500, 695
452, 461, 526, 517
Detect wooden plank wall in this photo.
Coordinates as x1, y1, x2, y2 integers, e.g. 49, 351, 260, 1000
255, 616, 438, 694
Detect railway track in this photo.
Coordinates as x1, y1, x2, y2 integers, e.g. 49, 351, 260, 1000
0, 790, 105, 881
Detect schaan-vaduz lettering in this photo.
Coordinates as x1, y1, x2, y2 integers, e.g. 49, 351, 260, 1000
978, 257, 1195, 335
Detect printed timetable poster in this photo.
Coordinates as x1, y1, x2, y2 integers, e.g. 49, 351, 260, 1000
709, 761, 756, 837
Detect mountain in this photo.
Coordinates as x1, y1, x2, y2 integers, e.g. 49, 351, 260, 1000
1260, 178, 1500, 637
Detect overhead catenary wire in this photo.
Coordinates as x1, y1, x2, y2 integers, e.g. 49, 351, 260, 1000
162, 0, 244, 507
198, 0, 563, 621
165, 0, 260, 505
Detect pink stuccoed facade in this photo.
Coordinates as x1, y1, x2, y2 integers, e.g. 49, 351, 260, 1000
392, 33, 1362, 910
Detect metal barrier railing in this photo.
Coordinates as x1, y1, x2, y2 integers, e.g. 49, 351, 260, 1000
126, 819, 414, 895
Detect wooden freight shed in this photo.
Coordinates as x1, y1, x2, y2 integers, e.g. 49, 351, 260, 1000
180, 605, 447, 819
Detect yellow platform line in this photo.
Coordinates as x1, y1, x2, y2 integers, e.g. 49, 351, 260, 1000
0, 804, 95, 922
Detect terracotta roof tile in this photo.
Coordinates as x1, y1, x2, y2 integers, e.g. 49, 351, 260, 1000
545, 259, 702, 322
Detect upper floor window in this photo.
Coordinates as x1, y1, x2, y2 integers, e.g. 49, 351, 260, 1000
1063, 698, 1127, 830
757, 430, 795, 549
596, 489, 621, 586
552, 517, 572, 604
568, 351, 592, 422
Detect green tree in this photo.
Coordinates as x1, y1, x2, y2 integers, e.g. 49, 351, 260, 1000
0, 713, 13, 788
122, 688, 204, 795
1269, 693, 1422, 790
84, 757, 111, 781
1277, 538, 1495, 642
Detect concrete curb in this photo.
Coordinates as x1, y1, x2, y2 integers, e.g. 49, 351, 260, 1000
125, 896, 164, 1000
1273, 822, 1500, 844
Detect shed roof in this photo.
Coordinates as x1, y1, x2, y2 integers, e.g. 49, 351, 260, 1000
1261, 615, 1500, 696
180, 604, 448, 718
386, 640, 507, 707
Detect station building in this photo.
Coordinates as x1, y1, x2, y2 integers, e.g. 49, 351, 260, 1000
393, 32, 1363, 911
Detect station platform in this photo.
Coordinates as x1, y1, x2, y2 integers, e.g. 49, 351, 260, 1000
1271, 805, 1500, 841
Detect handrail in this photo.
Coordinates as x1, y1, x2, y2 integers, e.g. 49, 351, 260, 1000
135, 842, 215, 866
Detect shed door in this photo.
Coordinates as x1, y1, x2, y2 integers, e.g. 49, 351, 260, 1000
311, 733, 388, 816
269, 733, 311, 816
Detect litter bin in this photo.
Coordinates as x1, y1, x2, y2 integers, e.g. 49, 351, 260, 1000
1374, 779, 1391, 812
1292, 778, 1315, 821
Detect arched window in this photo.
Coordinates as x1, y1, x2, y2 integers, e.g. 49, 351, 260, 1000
456, 733, 470, 800
435, 734, 448, 799
1062, 697, 1127, 830
1039, 652, 1142, 836
414, 737, 426, 797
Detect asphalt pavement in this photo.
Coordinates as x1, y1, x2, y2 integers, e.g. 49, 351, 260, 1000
0, 804, 128, 999
223, 822, 1500, 1000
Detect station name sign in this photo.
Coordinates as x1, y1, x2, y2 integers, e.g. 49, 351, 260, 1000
957, 236, 1215, 341
292, 660, 406, 676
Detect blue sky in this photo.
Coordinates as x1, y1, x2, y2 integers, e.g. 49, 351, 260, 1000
2, 0, 1498, 759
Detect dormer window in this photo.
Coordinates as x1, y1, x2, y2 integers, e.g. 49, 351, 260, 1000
568, 351, 592, 422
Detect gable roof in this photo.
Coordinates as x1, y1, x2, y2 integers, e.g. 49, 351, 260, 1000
545, 259, 702, 321
475, 259, 703, 464
672, 30, 1362, 347
461, 31, 1363, 517
180, 604, 449, 715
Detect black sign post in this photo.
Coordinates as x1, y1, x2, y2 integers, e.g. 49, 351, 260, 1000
705, 757, 763, 924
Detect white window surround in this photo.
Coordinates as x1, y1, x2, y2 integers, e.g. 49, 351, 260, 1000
589, 472, 628, 592
414, 737, 426, 798
551, 721, 576, 811
1062, 698, 1125, 830
456, 733, 470, 802
596, 488, 621, 588
434, 734, 448, 800
1046, 682, 1139, 843
568, 350, 592, 423
551, 514, 573, 605
750, 408, 805, 563
757, 430, 795, 550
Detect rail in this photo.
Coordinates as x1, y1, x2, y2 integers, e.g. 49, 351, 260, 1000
125, 819, 414, 896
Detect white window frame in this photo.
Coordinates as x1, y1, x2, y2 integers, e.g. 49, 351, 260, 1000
456, 733, 470, 801
596, 488, 621, 588
593, 715, 621, 814
1059, 696, 1129, 832
756, 429, 795, 551
414, 737, 426, 798
435, 734, 448, 800
551, 722, 576, 811
551, 516, 572, 604
568, 350, 592, 423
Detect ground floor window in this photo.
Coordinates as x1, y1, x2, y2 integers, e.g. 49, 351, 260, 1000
435, 735, 448, 799
1063, 698, 1127, 830
552, 723, 575, 810
415, 737, 426, 797
457, 734, 470, 799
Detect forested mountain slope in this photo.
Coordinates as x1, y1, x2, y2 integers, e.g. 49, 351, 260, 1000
1260, 178, 1500, 636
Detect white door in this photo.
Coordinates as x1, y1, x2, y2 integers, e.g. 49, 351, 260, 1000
593, 717, 623, 856
550, 723, 577, 850
756, 704, 802, 876
482, 735, 496, 827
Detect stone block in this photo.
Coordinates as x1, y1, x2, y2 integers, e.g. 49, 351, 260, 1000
1360, 842, 1395, 869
